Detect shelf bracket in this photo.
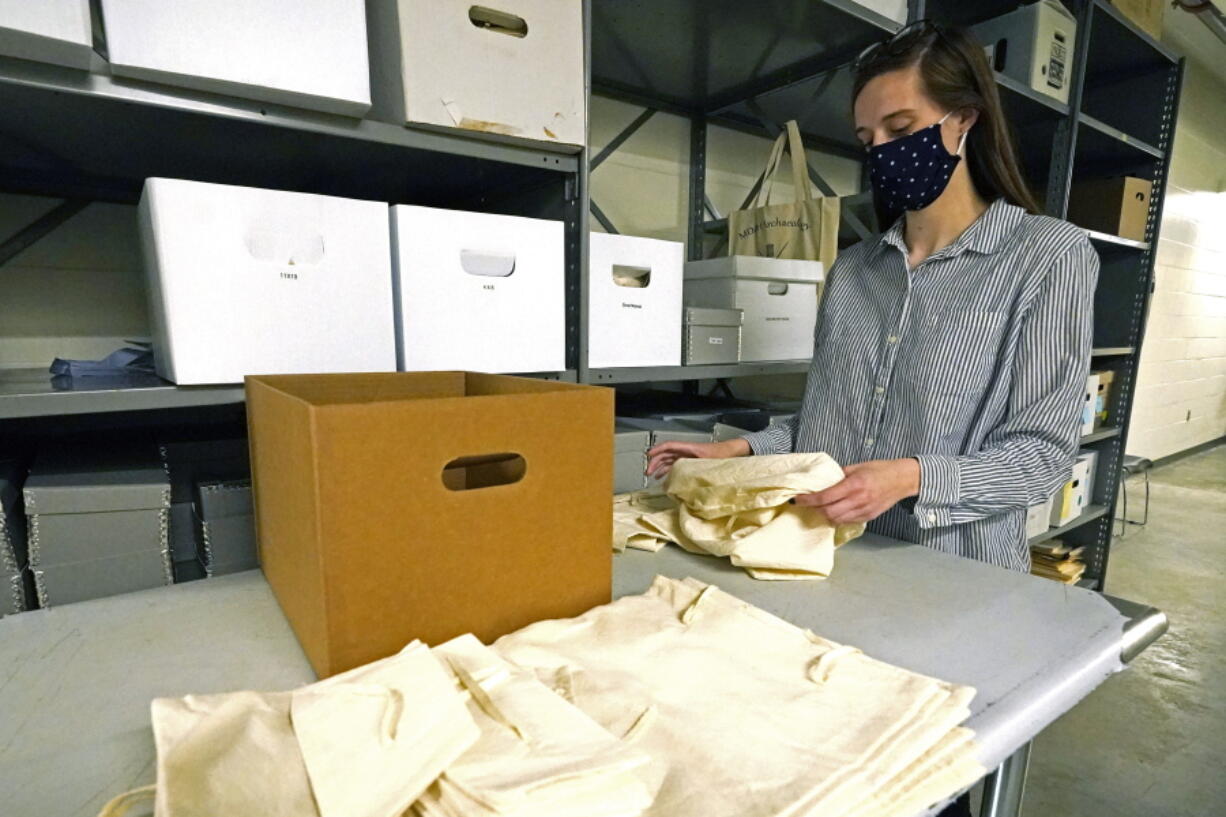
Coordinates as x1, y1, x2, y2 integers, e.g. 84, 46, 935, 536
0, 199, 90, 270
591, 107, 657, 170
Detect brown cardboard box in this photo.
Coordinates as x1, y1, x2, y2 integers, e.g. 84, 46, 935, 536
1067, 176, 1153, 242
246, 372, 614, 677
1094, 369, 1116, 426
1107, 0, 1164, 40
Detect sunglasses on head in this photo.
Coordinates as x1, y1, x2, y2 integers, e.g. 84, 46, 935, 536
853, 19, 941, 74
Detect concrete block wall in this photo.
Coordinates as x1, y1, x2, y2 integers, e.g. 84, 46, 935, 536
1127, 55, 1226, 460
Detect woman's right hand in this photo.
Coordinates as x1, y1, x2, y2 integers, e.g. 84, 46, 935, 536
645, 438, 750, 480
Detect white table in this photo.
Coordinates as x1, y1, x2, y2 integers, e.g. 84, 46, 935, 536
0, 534, 1164, 817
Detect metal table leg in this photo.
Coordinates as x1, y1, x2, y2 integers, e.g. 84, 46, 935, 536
980, 742, 1033, 817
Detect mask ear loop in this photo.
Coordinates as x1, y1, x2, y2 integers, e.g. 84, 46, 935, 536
937, 110, 970, 157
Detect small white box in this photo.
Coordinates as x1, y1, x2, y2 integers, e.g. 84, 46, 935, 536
1077, 449, 1099, 509
1049, 455, 1093, 527
139, 178, 396, 385
99, 0, 371, 116
587, 233, 683, 369
391, 205, 565, 374
850, 0, 909, 26
683, 256, 823, 362
367, 0, 585, 146
0, 0, 92, 69
1081, 373, 1101, 435
971, 0, 1077, 105
1026, 497, 1054, 539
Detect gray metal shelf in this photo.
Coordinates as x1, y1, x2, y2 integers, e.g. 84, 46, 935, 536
1076, 114, 1164, 171
0, 55, 578, 206
1091, 346, 1136, 357
1081, 426, 1122, 445
1086, 229, 1150, 251
584, 360, 811, 385
0, 368, 578, 419
1029, 504, 1111, 546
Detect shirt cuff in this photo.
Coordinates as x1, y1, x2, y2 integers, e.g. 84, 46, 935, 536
741, 427, 785, 456
914, 454, 959, 529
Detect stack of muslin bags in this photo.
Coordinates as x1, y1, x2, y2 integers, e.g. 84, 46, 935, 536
613, 453, 865, 580
1030, 539, 1087, 584
97, 638, 657, 817
495, 576, 985, 817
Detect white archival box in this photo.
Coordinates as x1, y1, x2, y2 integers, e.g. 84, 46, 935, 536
98, 0, 371, 116
390, 205, 565, 374
0, 0, 92, 69
366, 0, 585, 146
683, 256, 824, 362
587, 232, 684, 369
139, 178, 396, 385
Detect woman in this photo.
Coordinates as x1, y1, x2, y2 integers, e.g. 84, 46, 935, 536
648, 22, 1098, 578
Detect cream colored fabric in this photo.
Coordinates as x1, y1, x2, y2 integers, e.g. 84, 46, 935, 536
413, 634, 657, 817
614, 453, 865, 580
138, 640, 477, 817
494, 576, 984, 817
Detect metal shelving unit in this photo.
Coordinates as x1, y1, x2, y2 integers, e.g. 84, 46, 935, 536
586, 360, 810, 385
1030, 504, 1110, 546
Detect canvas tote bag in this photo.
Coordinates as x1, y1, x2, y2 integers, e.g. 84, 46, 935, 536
728, 120, 840, 270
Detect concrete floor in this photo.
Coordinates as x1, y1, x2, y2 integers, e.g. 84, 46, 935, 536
1016, 442, 1226, 817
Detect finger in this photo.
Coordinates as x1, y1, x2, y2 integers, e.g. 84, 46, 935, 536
801, 478, 857, 507
823, 499, 870, 524
645, 455, 674, 476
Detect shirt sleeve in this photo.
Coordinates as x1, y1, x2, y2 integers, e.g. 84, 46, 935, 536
913, 238, 1099, 528
741, 414, 798, 456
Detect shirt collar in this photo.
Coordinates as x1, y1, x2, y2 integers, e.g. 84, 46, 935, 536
878, 197, 1025, 259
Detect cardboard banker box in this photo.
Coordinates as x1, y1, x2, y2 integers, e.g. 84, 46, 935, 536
247, 372, 614, 677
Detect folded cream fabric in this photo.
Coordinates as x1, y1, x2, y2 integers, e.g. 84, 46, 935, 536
113, 640, 478, 817
494, 576, 984, 817
412, 634, 657, 817
613, 453, 866, 580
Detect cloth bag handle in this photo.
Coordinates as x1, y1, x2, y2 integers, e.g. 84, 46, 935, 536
754, 121, 815, 207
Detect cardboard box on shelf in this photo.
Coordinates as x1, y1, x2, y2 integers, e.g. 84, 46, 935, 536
970, 0, 1077, 105
1107, 0, 1165, 40
390, 205, 565, 374
0, 0, 92, 70
1093, 369, 1116, 427
97, 0, 371, 116
683, 257, 823, 362
1049, 455, 1093, 527
196, 480, 258, 577
613, 425, 651, 495
367, 0, 584, 146
247, 372, 613, 677
1026, 496, 1055, 540
588, 233, 684, 369
139, 178, 396, 385
1081, 372, 1101, 435
683, 307, 743, 366
1068, 176, 1153, 243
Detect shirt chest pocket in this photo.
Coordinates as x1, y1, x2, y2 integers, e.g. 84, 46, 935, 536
903, 310, 1006, 396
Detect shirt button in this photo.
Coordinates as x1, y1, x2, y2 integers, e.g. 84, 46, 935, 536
865, 437, 875, 445
874, 386, 885, 394
887, 335, 898, 344
928, 512, 937, 523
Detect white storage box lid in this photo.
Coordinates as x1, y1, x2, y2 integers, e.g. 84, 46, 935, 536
685, 307, 743, 327
684, 256, 824, 284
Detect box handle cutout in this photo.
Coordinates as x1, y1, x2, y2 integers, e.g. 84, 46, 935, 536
460, 250, 516, 277
768, 282, 790, 296
443, 453, 526, 491
612, 264, 651, 288
245, 229, 326, 266
469, 6, 528, 37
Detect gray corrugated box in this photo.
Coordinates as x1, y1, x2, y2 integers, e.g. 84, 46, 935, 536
169, 501, 199, 565
196, 480, 257, 576
617, 417, 713, 446
160, 437, 250, 503
614, 424, 651, 494
34, 550, 170, 608
683, 307, 742, 366
0, 459, 28, 574
23, 445, 170, 517
1, 569, 33, 617
173, 558, 207, 583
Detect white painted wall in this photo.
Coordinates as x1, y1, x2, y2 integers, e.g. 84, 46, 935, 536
1126, 52, 1226, 460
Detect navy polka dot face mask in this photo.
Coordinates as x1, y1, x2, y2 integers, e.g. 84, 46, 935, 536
867, 111, 966, 221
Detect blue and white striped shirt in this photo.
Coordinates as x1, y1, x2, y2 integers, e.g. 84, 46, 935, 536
742, 198, 1099, 572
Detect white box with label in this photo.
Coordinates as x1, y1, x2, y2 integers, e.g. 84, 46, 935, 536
1077, 449, 1099, 509
1049, 455, 1093, 527
98, 0, 371, 116
588, 232, 683, 369
0, 0, 92, 69
971, 0, 1077, 105
367, 0, 584, 146
139, 178, 396, 385
391, 205, 565, 374
1026, 496, 1054, 539
683, 256, 823, 362
1081, 372, 1101, 436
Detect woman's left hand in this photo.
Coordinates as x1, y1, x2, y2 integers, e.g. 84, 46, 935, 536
793, 458, 921, 524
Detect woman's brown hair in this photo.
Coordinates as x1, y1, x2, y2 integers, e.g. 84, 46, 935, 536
853, 23, 1042, 227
